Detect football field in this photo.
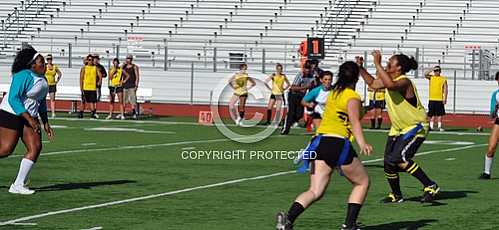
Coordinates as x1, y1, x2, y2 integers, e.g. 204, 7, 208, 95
0, 116, 497, 230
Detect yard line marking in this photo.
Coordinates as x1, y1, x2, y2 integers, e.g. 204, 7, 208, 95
81, 143, 97, 146
446, 158, 456, 161
181, 147, 196, 150
7, 135, 286, 159
53, 118, 488, 136
0, 144, 484, 226
81, 227, 102, 230
11, 222, 37, 226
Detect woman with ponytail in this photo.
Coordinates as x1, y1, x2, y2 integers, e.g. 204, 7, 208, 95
357, 51, 440, 204
276, 61, 372, 230
0, 45, 54, 195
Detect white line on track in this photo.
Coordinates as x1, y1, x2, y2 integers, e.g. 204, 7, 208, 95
0, 143, 485, 226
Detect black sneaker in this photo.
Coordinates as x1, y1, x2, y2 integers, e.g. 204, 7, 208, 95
275, 211, 293, 230
380, 192, 404, 203
280, 128, 290, 135
421, 183, 440, 203
341, 223, 361, 230
77, 111, 83, 119
479, 173, 491, 180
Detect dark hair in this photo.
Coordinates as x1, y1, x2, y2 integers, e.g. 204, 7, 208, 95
310, 59, 319, 65
321, 70, 333, 79
495, 71, 499, 81
303, 63, 312, 70
113, 58, 120, 64
275, 63, 283, 69
332, 61, 359, 92
393, 54, 418, 74
239, 63, 247, 70
11, 45, 39, 74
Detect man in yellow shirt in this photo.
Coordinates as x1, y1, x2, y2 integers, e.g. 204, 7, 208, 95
425, 66, 448, 131
79, 54, 102, 119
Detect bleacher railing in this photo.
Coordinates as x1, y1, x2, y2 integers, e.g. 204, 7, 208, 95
321, 0, 352, 45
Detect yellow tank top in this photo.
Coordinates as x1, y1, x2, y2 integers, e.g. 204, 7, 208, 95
368, 88, 385, 101
45, 64, 59, 86
271, 74, 286, 95
385, 75, 428, 137
83, 65, 97, 91
109, 67, 123, 87
317, 88, 361, 140
233, 73, 249, 96
428, 75, 447, 101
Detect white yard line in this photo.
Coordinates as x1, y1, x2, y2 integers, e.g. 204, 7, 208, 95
0, 144, 485, 226
81, 227, 102, 230
53, 117, 488, 136
7, 135, 286, 159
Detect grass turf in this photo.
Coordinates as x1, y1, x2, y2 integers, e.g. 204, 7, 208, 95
0, 115, 497, 229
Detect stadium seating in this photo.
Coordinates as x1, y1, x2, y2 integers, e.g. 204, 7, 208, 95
0, 0, 498, 113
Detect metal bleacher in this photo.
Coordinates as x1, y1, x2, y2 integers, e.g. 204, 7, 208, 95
0, 0, 497, 113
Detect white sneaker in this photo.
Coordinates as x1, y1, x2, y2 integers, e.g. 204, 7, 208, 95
292, 122, 299, 128
132, 114, 138, 120
120, 114, 126, 120
9, 183, 35, 195
439, 128, 445, 132
51, 113, 56, 118
106, 114, 112, 120
235, 117, 241, 126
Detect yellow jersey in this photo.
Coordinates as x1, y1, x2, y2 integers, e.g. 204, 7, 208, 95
428, 75, 447, 101
109, 67, 123, 87
233, 73, 249, 96
368, 88, 385, 101
317, 88, 361, 140
83, 65, 97, 91
45, 64, 59, 86
385, 75, 428, 137
271, 74, 286, 95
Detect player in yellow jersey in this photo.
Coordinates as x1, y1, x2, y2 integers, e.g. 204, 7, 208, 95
44, 54, 62, 118
358, 51, 440, 204
264, 63, 290, 125
425, 66, 448, 131
367, 86, 385, 129
107, 58, 125, 120
79, 54, 102, 119
276, 62, 373, 230
228, 63, 256, 126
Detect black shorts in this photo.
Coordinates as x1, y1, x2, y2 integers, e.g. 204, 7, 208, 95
82, 90, 97, 103
495, 118, 499, 125
384, 135, 425, 164
0, 110, 28, 131
369, 100, 385, 109
270, 94, 284, 100
48, 85, 57, 93
428, 100, 445, 116
109, 86, 123, 94
313, 136, 358, 169
311, 112, 321, 119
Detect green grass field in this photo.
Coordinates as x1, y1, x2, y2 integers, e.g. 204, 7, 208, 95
0, 115, 497, 229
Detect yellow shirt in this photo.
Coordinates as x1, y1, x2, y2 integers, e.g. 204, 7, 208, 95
45, 64, 59, 86
109, 67, 123, 87
271, 74, 286, 95
233, 73, 249, 96
368, 88, 385, 101
385, 75, 428, 137
428, 75, 447, 101
83, 65, 97, 91
317, 88, 361, 140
